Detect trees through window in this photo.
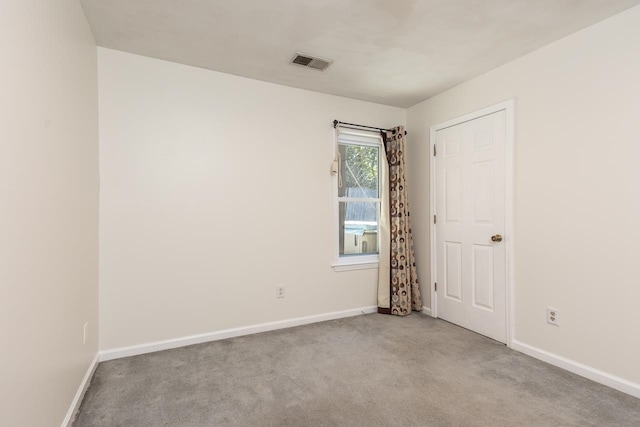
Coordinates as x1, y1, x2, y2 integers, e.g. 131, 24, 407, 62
336, 132, 381, 263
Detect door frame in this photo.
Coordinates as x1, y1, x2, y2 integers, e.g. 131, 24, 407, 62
429, 99, 515, 347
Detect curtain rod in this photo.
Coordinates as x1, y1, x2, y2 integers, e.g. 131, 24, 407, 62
333, 120, 407, 135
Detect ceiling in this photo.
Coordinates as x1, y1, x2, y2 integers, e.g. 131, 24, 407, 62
80, 0, 640, 108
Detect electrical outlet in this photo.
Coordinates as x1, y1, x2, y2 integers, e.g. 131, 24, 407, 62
83, 322, 89, 344
276, 285, 285, 299
547, 308, 559, 326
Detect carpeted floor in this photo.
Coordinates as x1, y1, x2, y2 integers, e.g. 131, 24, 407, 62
74, 313, 640, 426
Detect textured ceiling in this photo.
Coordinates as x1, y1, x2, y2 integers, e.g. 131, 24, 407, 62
80, 0, 640, 107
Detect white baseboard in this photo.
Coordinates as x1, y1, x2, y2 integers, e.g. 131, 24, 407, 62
62, 353, 99, 427
421, 306, 433, 317
100, 306, 378, 362
511, 340, 640, 399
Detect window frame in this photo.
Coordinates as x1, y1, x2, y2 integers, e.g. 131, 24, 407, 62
332, 129, 383, 271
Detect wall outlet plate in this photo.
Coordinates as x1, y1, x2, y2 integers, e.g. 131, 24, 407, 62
547, 307, 559, 326
276, 285, 285, 299
83, 322, 89, 344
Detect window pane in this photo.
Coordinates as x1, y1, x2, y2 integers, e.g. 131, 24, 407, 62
339, 201, 379, 256
338, 143, 379, 198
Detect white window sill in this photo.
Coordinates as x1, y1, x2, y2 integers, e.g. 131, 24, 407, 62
332, 261, 379, 272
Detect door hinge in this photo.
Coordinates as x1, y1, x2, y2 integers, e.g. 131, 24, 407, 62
433, 144, 437, 156
434, 282, 437, 292
433, 215, 436, 224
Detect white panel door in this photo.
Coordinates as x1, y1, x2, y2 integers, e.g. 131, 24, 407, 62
435, 110, 506, 343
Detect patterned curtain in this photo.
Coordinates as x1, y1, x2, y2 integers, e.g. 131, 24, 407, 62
377, 126, 422, 316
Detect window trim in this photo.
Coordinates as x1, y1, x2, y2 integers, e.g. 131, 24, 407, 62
332, 129, 383, 271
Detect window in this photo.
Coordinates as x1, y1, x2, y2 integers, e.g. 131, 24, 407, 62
333, 130, 382, 270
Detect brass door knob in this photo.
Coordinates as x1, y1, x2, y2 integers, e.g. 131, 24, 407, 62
491, 234, 503, 242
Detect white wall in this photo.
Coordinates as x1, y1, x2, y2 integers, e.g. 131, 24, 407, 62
0, 1, 99, 426
407, 6, 640, 385
98, 48, 405, 351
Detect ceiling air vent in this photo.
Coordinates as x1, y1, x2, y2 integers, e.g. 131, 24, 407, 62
290, 53, 332, 71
